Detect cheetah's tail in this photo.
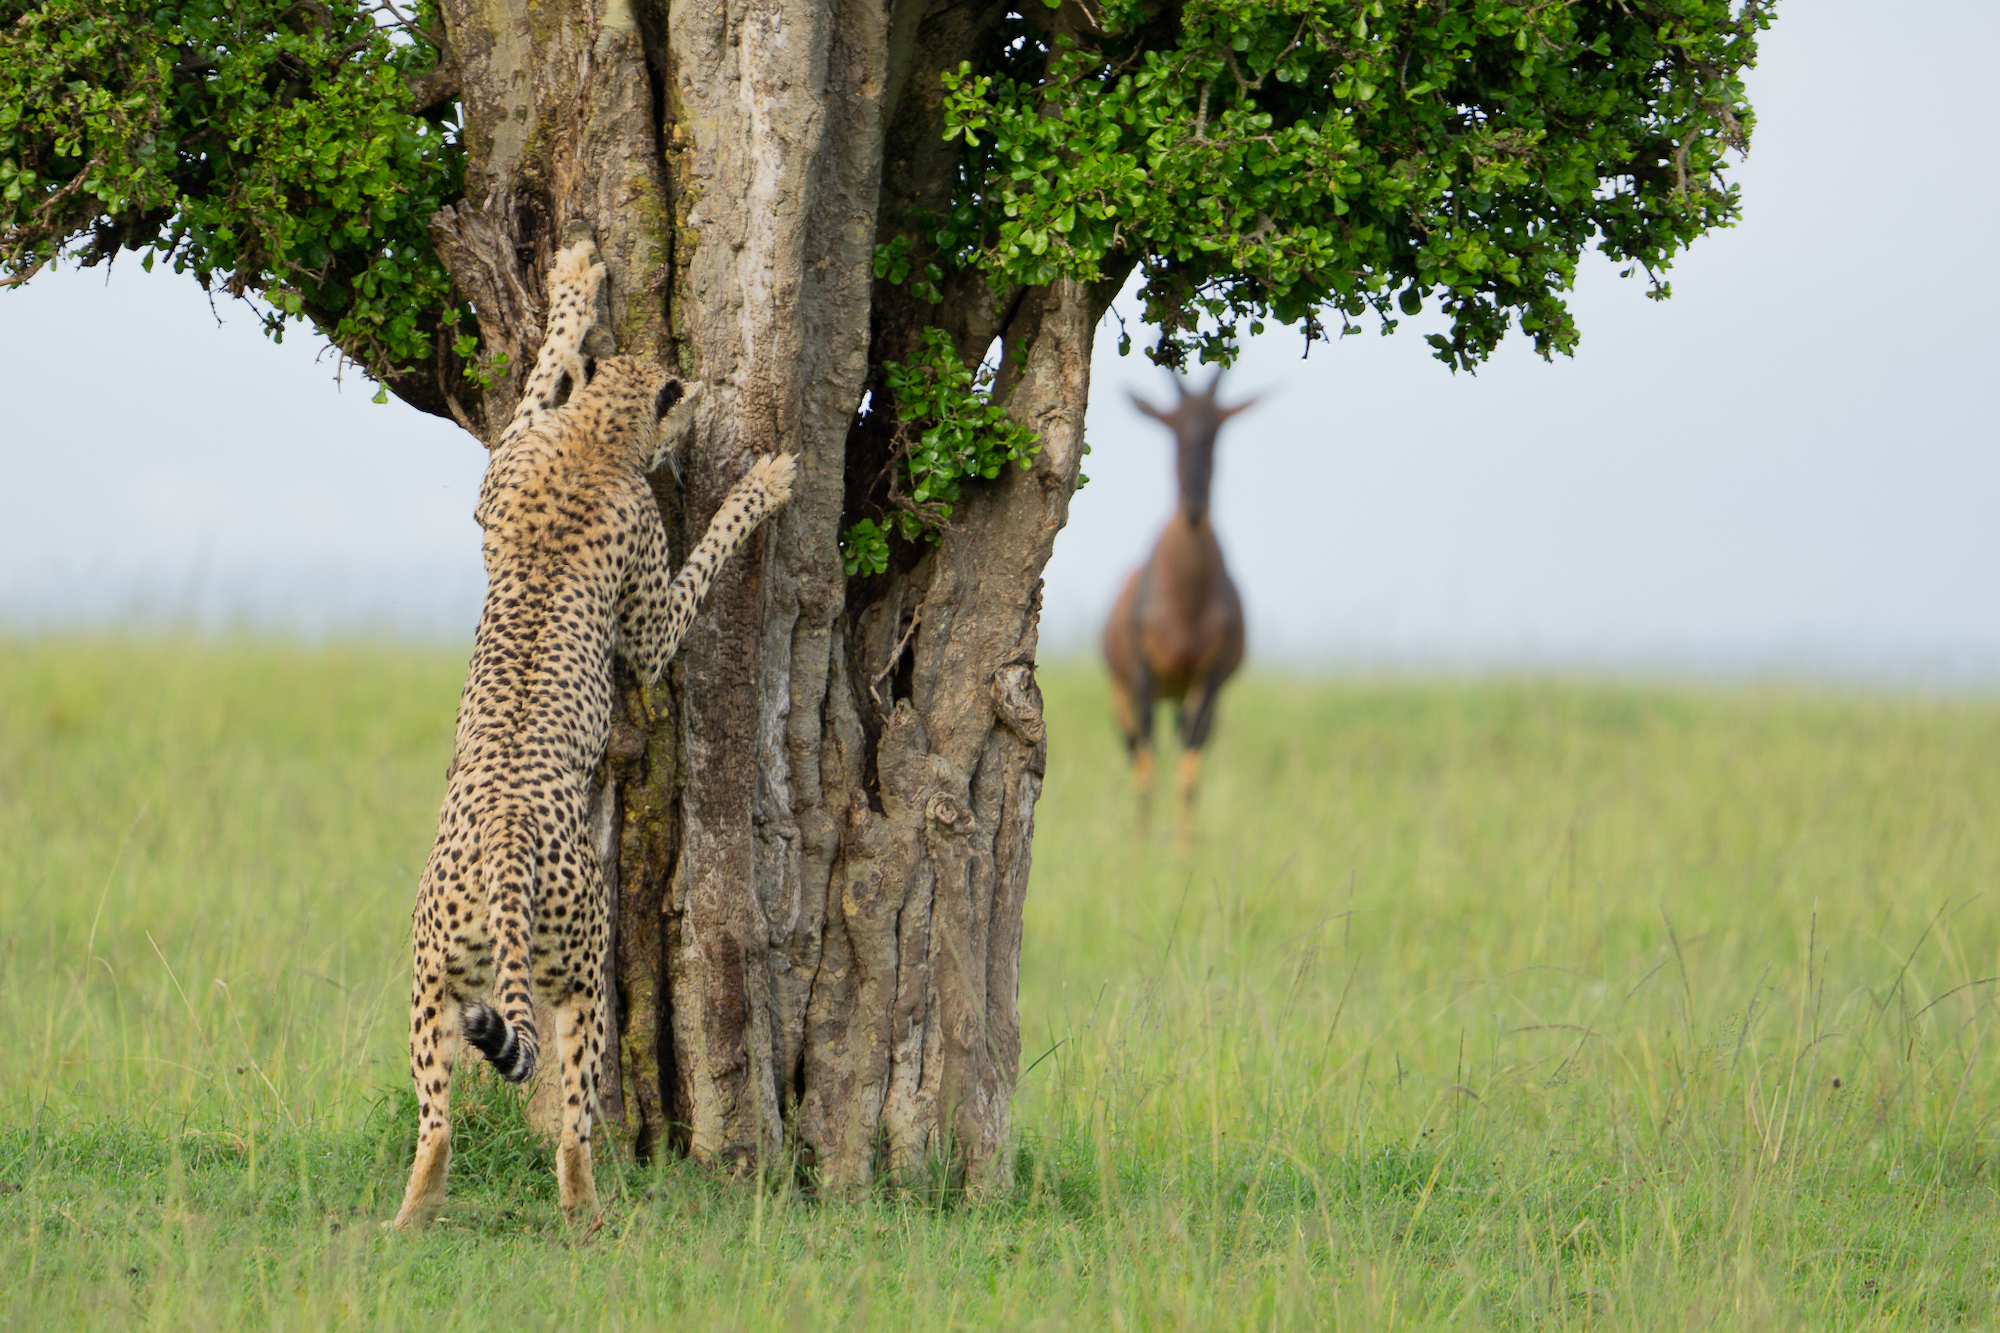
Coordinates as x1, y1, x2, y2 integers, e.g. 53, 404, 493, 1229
463, 1000, 535, 1083
463, 818, 540, 1084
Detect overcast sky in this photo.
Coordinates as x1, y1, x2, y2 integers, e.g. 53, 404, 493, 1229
3, 0, 1995, 682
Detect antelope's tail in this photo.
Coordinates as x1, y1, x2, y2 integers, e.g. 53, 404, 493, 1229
462, 816, 539, 1083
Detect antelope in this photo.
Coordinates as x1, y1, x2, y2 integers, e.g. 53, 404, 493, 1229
1101, 373, 1252, 844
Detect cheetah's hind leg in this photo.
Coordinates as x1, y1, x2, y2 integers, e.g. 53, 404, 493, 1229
552, 989, 604, 1225
551, 850, 608, 1225
390, 952, 462, 1231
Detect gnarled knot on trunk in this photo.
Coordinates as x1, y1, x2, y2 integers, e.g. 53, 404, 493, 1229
990, 662, 1046, 746
607, 717, 647, 763
926, 792, 969, 832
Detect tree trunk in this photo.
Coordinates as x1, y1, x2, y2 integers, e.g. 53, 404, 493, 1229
423, 0, 1108, 1194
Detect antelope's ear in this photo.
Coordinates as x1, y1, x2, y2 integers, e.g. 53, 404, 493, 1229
1130, 391, 1168, 422
1216, 395, 1260, 422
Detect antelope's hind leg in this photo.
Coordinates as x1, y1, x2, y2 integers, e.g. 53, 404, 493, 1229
1173, 675, 1229, 850
1173, 749, 1202, 851
1108, 670, 1157, 835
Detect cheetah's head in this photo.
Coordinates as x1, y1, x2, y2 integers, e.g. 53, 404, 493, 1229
564, 355, 704, 474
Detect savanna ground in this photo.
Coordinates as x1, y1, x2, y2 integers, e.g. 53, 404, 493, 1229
3, 638, 2000, 1329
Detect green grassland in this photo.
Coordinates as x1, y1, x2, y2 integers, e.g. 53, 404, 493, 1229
4, 637, 2000, 1329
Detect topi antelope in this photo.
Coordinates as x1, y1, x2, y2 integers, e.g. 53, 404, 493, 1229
1101, 373, 1253, 844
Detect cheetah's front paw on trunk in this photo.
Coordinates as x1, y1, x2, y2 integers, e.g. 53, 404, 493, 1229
743, 452, 798, 511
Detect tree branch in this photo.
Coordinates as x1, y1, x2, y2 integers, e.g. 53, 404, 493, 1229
405, 63, 461, 115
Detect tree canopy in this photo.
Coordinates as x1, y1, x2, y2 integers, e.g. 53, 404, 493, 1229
3, 0, 1769, 393
0, 1, 461, 407
936, 0, 1768, 368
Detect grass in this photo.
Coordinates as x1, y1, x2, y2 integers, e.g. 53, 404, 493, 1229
4, 636, 2000, 1328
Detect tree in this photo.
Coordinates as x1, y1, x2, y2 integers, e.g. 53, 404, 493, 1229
1, 0, 1772, 1193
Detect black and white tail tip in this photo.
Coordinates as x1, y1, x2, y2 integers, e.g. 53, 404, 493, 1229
463, 1001, 538, 1083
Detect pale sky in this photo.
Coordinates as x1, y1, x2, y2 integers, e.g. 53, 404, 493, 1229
3, 0, 1995, 682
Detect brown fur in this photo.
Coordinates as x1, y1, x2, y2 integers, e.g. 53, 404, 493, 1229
1101, 374, 1251, 843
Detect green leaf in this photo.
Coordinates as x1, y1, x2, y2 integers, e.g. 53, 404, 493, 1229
840, 519, 891, 577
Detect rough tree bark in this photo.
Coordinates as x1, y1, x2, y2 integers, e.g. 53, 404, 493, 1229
420, 0, 1120, 1193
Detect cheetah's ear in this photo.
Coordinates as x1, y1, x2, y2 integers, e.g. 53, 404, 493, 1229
654, 378, 685, 419
559, 351, 588, 403
651, 379, 704, 476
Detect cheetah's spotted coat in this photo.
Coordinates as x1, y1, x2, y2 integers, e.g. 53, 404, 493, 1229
390, 241, 794, 1230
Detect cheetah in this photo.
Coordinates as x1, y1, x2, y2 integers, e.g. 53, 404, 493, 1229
390, 240, 795, 1230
